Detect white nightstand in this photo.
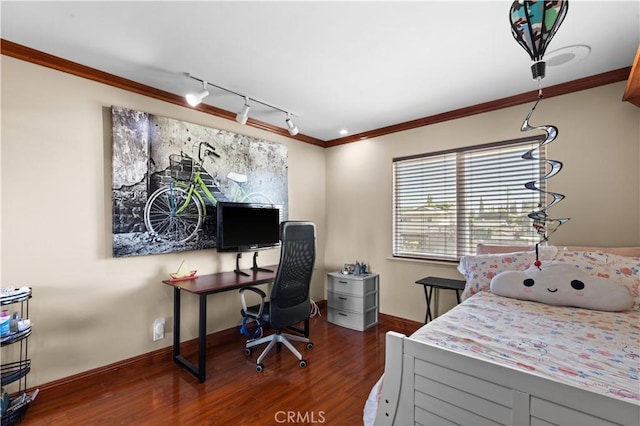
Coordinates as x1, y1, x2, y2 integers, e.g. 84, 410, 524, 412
327, 272, 379, 331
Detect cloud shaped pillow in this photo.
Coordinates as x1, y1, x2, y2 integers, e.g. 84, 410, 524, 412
490, 262, 634, 312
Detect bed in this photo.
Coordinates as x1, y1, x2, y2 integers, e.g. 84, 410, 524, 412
366, 246, 640, 426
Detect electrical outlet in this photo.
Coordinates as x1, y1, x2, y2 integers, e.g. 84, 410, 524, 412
153, 318, 165, 341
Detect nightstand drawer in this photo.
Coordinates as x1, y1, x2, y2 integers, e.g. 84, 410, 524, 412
327, 274, 378, 296
328, 291, 377, 314
327, 308, 377, 331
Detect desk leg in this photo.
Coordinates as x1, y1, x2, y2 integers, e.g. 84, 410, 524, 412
173, 287, 181, 359
197, 294, 207, 383
172, 290, 207, 383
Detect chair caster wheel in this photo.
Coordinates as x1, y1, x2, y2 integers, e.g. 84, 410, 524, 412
244, 348, 252, 356
306, 342, 314, 350
256, 363, 264, 372
299, 359, 307, 368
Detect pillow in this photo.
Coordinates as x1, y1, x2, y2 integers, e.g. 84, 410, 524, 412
490, 262, 634, 312
551, 250, 640, 310
457, 246, 557, 300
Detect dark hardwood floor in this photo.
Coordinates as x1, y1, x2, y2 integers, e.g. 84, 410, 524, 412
18, 310, 421, 425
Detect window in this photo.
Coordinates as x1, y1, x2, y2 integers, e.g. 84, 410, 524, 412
393, 137, 545, 261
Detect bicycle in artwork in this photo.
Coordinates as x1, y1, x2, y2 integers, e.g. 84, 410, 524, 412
143, 141, 272, 243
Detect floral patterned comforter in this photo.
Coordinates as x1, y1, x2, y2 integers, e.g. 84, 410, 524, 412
411, 291, 640, 403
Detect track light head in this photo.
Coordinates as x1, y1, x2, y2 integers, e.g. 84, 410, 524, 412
186, 89, 209, 107
236, 97, 250, 125
285, 114, 298, 136
185, 81, 210, 107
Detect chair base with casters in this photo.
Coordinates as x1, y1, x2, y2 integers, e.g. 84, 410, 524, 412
244, 329, 313, 372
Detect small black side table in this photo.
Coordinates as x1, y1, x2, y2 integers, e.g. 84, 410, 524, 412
415, 276, 466, 323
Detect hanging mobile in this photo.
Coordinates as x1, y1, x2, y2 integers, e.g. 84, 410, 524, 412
509, 0, 571, 268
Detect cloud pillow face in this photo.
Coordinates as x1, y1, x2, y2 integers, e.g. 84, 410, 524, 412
490, 262, 634, 312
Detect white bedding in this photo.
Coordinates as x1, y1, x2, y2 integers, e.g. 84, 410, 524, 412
410, 291, 639, 401
364, 292, 639, 424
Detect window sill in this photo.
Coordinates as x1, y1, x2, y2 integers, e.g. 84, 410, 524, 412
386, 255, 459, 267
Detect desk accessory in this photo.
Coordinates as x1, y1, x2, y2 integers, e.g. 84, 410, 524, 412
169, 261, 197, 281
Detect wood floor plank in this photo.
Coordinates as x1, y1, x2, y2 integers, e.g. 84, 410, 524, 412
17, 312, 420, 425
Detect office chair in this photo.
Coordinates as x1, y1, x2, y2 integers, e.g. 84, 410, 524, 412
239, 221, 316, 372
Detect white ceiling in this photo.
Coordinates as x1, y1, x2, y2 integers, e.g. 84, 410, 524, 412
2, 1, 639, 142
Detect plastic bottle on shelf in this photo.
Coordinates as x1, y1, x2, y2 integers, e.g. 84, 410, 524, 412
0, 311, 9, 336
10, 312, 20, 333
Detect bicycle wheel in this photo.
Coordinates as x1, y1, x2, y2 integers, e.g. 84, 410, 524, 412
144, 186, 203, 243
240, 192, 273, 204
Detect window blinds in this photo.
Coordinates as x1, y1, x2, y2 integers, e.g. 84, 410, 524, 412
393, 138, 545, 261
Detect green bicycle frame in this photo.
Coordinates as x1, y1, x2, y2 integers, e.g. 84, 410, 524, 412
171, 170, 217, 217
171, 168, 258, 219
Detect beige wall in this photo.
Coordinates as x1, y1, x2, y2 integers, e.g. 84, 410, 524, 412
325, 82, 640, 323
1, 56, 326, 387
2, 55, 639, 389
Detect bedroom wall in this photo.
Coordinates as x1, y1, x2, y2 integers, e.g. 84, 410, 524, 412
0, 56, 327, 387
2, 54, 638, 388
325, 81, 640, 323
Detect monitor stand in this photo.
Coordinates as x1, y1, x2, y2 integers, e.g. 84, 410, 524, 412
234, 253, 250, 277
251, 252, 274, 273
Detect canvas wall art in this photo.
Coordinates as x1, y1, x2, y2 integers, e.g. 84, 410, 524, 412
111, 106, 288, 257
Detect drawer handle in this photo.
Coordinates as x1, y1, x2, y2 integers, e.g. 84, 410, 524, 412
338, 281, 348, 284
338, 312, 348, 317
338, 297, 348, 300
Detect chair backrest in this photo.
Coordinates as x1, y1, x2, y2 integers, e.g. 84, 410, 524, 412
269, 221, 316, 329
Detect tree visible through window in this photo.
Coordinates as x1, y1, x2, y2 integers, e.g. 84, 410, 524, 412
392, 137, 545, 261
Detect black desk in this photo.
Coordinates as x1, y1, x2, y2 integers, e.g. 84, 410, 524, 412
415, 276, 466, 323
162, 265, 278, 382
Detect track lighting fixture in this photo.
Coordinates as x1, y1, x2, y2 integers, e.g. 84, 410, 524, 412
185, 81, 210, 107
285, 113, 299, 136
236, 97, 250, 125
185, 74, 300, 136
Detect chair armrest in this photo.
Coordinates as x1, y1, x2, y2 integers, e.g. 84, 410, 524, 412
239, 287, 267, 317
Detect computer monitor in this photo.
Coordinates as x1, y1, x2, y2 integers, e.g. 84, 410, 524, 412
215, 202, 281, 253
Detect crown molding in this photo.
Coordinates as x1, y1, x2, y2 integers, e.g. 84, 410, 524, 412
2, 39, 631, 148
325, 66, 631, 147
0, 39, 325, 147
